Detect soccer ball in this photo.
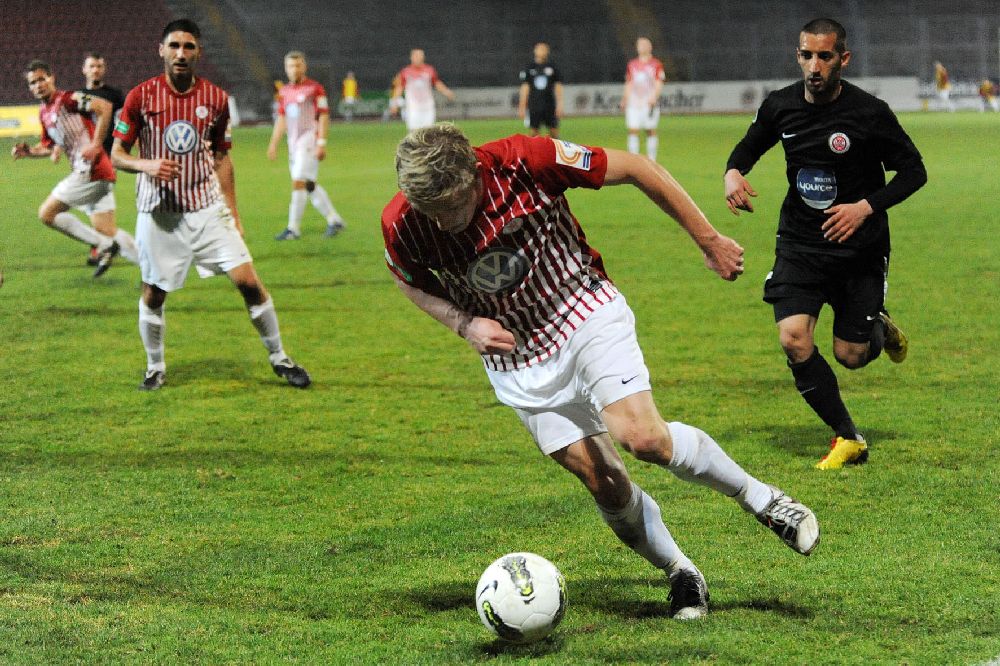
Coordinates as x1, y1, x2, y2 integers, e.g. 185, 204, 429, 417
475, 552, 567, 644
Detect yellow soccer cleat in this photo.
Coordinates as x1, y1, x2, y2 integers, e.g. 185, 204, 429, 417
815, 436, 869, 470
880, 311, 908, 363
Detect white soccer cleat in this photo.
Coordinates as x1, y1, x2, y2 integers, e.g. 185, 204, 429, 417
756, 486, 820, 556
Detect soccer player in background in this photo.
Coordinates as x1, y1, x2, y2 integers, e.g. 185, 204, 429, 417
934, 61, 955, 112
390, 49, 455, 130
978, 78, 999, 112
724, 18, 927, 469
111, 19, 311, 391
518, 42, 563, 138
12, 60, 138, 277
622, 37, 666, 161
268, 51, 347, 240
80, 52, 127, 266
341, 70, 358, 122
383, 123, 820, 620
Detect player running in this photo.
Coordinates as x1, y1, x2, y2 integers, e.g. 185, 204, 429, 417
622, 37, 666, 161
384, 123, 820, 620
12, 60, 138, 278
724, 18, 927, 469
390, 49, 455, 131
268, 51, 347, 241
111, 19, 311, 391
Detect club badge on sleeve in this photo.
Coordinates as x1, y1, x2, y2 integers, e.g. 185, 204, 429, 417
552, 140, 592, 171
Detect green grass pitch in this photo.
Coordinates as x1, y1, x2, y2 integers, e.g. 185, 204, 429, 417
0, 112, 998, 663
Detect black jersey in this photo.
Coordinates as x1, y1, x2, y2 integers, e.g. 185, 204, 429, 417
727, 80, 926, 258
519, 62, 561, 110
79, 84, 125, 155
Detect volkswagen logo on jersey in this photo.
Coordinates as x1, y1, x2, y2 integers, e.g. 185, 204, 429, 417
467, 247, 529, 293
796, 168, 838, 210
164, 120, 198, 155
828, 131, 851, 154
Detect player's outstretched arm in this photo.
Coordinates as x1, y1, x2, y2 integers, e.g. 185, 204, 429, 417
723, 168, 757, 215
81, 95, 113, 162
11, 142, 52, 160
435, 80, 456, 102
266, 115, 286, 161
395, 278, 515, 354
604, 149, 744, 281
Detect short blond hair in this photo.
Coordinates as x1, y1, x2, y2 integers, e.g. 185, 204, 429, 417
284, 50, 306, 62
395, 123, 477, 210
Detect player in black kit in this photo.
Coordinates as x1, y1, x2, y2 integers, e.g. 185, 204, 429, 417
724, 18, 926, 470
518, 42, 563, 138
81, 52, 126, 266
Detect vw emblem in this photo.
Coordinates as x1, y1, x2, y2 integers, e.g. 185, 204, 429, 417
467, 247, 529, 294
164, 120, 198, 155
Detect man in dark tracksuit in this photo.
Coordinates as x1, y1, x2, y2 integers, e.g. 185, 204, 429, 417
724, 17, 927, 470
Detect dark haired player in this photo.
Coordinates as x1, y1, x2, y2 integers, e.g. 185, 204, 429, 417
724, 18, 927, 469
111, 19, 310, 390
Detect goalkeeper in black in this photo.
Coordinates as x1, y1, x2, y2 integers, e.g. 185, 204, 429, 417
723, 18, 926, 470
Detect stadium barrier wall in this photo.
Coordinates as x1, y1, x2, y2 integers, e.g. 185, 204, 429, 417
0, 105, 41, 138
329, 77, 923, 121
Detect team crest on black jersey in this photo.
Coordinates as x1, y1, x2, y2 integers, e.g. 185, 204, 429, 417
828, 132, 850, 154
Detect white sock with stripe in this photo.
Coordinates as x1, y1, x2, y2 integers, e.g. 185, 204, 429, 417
598, 482, 693, 574
309, 185, 343, 224
627, 134, 640, 154
646, 136, 659, 161
288, 190, 307, 235
247, 298, 285, 363
51, 212, 109, 249
138, 299, 165, 372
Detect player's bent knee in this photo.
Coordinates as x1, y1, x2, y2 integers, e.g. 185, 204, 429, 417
834, 351, 868, 370
619, 430, 668, 463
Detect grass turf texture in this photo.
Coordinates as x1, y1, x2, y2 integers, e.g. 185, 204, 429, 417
1, 112, 998, 664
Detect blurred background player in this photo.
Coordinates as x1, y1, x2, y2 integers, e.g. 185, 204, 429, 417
934, 61, 955, 111
725, 18, 926, 469
12, 59, 138, 278
390, 49, 455, 130
622, 37, 666, 161
112, 19, 311, 391
341, 70, 358, 122
80, 51, 127, 266
518, 42, 563, 138
268, 51, 346, 240
978, 78, 999, 112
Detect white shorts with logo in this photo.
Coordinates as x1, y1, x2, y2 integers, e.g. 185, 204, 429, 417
404, 105, 436, 131
288, 136, 320, 182
626, 105, 661, 131
136, 201, 252, 292
51, 172, 115, 215
486, 295, 652, 455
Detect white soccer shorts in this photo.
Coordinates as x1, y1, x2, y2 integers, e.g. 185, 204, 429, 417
626, 105, 661, 131
51, 172, 116, 215
486, 295, 652, 455
405, 106, 436, 131
288, 136, 320, 182
135, 201, 252, 292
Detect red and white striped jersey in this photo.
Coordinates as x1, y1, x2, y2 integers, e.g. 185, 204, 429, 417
383, 135, 618, 371
113, 75, 231, 213
398, 64, 439, 112
276, 78, 328, 150
39, 90, 115, 182
626, 57, 665, 108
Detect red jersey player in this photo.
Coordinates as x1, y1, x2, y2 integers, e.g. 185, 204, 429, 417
383, 123, 821, 620
622, 37, 666, 161
267, 51, 346, 240
12, 59, 138, 277
111, 19, 310, 391
390, 49, 455, 130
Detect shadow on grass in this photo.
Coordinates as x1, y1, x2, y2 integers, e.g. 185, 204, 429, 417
723, 424, 900, 459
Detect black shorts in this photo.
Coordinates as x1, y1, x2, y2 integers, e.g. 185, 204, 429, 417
527, 107, 559, 130
763, 251, 889, 343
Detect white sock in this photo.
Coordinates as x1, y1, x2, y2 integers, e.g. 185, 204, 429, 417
288, 190, 307, 235
51, 212, 109, 249
114, 228, 139, 264
666, 421, 771, 513
646, 136, 659, 161
138, 299, 165, 372
627, 134, 640, 154
309, 184, 343, 224
598, 482, 692, 574
248, 298, 286, 363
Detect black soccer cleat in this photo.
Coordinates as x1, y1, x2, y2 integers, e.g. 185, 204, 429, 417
138, 369, 166, 391
93, 241, 120, 278
668, 565, 709, 620
272, 358, 311, 388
